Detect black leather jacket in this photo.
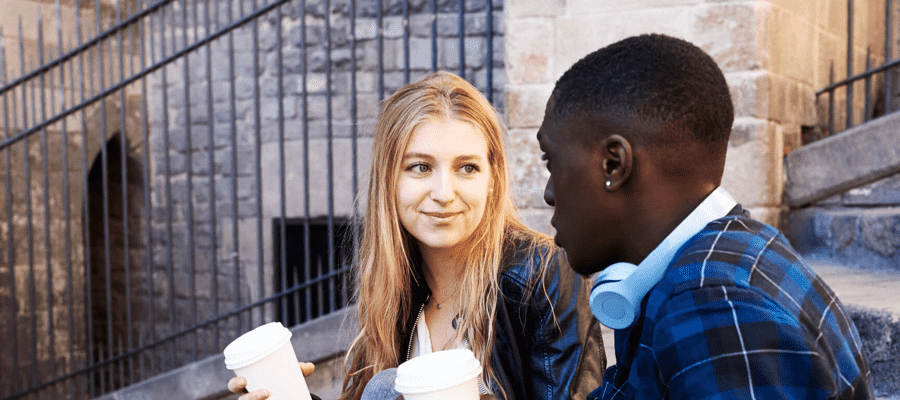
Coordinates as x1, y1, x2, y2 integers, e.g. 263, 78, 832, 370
400, 239, 606, 400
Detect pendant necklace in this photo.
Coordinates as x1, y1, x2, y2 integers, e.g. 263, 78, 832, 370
428, 293, 461, 330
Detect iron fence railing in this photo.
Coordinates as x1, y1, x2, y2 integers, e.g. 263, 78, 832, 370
0, 0, 502, 398
816, 0, 899, 137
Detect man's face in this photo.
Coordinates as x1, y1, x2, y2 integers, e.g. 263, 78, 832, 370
537, 96, 623, 275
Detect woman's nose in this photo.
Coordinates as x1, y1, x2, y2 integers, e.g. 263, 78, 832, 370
429, 170, 455, 203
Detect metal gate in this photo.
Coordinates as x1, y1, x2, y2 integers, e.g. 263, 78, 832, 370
0, 0, 502, 398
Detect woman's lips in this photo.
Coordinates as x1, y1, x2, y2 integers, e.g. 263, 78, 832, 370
422, 211, 462, 222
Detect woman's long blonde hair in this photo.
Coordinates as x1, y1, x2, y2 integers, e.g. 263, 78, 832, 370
341, 71, 554, 400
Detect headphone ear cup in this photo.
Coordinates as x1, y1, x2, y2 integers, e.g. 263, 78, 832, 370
589, 262, 641, 329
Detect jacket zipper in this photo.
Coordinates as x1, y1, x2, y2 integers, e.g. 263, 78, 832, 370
406, 300, 426, 362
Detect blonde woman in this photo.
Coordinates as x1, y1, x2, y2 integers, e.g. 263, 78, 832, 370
229, 72, 605, 400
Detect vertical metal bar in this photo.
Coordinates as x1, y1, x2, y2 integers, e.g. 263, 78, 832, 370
0, 26, 21, 391
829, 63, 835, 135
377, 0, 383, 100
75, 4, 97, 394
430, 0, 437, 72
37, 11, 59, 391
205, 0, 220, 350
252, 0, 265, 327
277, 2, 288, 325
161, 2, 177, 369
403, 0, 409, 83
18, 19, 39, 388
325, 0, 336, 313
865, 48, 872, 122
139, 0, 156, 379
228, 0, 243, 334
846, 0, 853, 129
349, 0, 359, 308
115, 0, 135, 384
485, 0, 493, 103
301, 0, 312, 322
54, 1, 76, 395
458, 0, 465, 78
886, 0, 893, 114
182, 0, 199, 362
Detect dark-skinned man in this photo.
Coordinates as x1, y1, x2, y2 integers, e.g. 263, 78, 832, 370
537, 33, 874, 400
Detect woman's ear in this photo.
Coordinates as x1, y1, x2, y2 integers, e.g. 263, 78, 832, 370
600, 134, 633, 191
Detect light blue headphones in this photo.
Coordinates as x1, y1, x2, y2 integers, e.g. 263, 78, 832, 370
588, 188, 737, 329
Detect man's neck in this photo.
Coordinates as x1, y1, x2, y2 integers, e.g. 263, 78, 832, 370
622, 182, 718, 265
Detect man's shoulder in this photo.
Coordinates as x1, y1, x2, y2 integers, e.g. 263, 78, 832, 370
650, 212, 813, 306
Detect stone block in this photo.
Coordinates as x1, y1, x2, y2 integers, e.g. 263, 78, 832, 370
768, 7, 815, 83
815, 29, 842, 89
464, 37, 487, 69
842, 173, 900, 206
691, 3, 767, 73
726, 71, 770, 119
860, 213, 900, 258
505, 18, 552, 85
504, 84, 553, 130
554, 10, 690, 79
815, 210, 859, 252
568, 0, 701, 15
507, 127, 549, 209
354, 18, 378, 40
815, 0, 848, 36
721, 118, 783, 208
506, 0, 565, 18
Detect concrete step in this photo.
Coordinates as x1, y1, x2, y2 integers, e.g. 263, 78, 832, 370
785, 111, 900, 207
786, 205, 900, 273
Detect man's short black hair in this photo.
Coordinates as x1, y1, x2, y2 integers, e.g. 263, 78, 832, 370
551, 33, 734, 147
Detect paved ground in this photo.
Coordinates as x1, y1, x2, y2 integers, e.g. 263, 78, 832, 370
807, 257, 900, 318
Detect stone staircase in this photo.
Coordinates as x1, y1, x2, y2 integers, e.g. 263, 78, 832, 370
785, 111, 900, 399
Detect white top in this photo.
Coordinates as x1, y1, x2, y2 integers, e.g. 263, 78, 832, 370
410, 307, 463, 357
409, 307, 487, 393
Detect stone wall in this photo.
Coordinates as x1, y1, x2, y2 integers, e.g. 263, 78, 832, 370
504, 0, 890, 231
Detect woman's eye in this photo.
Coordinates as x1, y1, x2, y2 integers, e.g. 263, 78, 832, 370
462, 164, 478, 174
410, 164, 429, 173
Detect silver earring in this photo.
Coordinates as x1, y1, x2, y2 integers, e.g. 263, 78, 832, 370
605, 181, 612, 188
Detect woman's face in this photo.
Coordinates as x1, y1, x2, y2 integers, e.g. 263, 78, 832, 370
396, 119, 492, 254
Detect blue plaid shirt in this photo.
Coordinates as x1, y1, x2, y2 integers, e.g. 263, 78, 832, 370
589, 206, 874, 400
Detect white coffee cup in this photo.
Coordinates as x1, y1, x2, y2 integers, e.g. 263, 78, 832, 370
223, 322, 312, 400
394, 348, 483, 400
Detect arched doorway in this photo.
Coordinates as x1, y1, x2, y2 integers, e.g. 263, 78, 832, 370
86, 134, 144, 392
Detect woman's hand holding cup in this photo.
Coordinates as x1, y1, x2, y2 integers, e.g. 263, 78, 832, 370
227, 362, 315, 400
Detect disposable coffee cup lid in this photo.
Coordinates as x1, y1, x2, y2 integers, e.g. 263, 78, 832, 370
394, 349, 483, 394
223, 322, 292, 370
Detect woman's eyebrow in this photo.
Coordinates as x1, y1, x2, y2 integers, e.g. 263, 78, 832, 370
401, 152, 435, 161
455, 154, 486, 163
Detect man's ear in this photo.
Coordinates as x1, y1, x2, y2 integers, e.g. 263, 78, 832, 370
600, 134, 633, 191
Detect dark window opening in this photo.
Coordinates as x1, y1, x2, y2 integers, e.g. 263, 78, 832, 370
273, 218, 355, 327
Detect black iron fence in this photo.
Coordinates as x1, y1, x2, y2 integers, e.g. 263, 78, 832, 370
816, 0, 899, 138
0, 0, 502, 398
